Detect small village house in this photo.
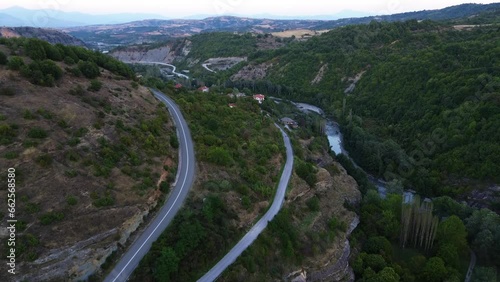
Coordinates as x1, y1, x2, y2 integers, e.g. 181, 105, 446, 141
253, 94, 265, 104
198, 86, 210, 93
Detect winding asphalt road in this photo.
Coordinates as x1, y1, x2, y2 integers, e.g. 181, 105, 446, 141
124, 61, 190, 79
202, 63, 217, 73
198, 124, 294, 282
104, 89, 196, 282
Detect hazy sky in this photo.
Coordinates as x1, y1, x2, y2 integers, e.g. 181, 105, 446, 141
1, 0, 498, 17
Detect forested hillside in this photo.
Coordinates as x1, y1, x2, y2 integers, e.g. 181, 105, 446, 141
224, 19, 499, 200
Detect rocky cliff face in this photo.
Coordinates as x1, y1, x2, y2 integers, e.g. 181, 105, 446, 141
111, 46, 176, 64
0, 27, 87, 47
285, 150, 362, 282
110, 40, 191, 64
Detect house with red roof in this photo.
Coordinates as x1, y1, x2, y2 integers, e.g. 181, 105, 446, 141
198, 86, 210, 93
253, 94, 265, 104
174, 83, 183, 89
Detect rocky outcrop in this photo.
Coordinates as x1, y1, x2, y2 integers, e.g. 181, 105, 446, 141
311, 64, 328, 85
308, 239, 354, 282
110, 40, 191, 65
230, 62, 273, 81
0, 27, 87, 47
343, 66, 370, 94
17, 228, 118, 281
111, 46, 176, 64
285, 158, 361, 282
307, 215, 360, 282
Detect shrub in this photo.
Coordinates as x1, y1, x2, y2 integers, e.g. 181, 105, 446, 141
25, 203, 40, 214
242, 196, 252, 209
64, 170, 78, 178
39, 211, 64, 225
66, 196, 78, 206
38, 60, 63, 79
23, 140, 38, 148
0, 51, 7, 65
25, 233, 40, 247
7, 56, 24, 70
36, 109, 53, 119
207, 147, 232, 166
78, 60, 100, 79
58, 119, 69, 128
23, 110, 36, 120
88, 79, 102, 92
69, 67, 82, 77
73, 127, 88, 137
160, 181, 170, 193
67, 137, 80, 147
3, 151, 19, 159
25, 38, 47, 60
170, 135, 179, 149
296, 160, 317, 187
69, 84, 85, 96
0, 87, 15, 96
35, 154, 53, 168
306, 196, 320, 211
23, 60, 63, 86
65, 150, 80, 161
93, 195, 115, 207
64, 56, 75, 65
27, 127, 48, 138
0, 124, 16, 145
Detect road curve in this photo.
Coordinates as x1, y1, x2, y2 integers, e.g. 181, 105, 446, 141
198, 124, 294, 282
123, 61, 190, 79
202, 63, 217, 73
104, 89, 196, 282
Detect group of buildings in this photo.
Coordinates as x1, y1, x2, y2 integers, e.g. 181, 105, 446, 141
174, 84, 298, 128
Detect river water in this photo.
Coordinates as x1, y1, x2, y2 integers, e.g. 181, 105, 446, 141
293, 102, 346, 156
293, 101, 390, 197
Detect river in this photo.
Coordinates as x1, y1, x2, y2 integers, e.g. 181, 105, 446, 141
293, 101, 390, 197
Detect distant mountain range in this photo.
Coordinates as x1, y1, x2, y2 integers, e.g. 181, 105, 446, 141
185, 10, 374, 21
1, 3, 499, 50
315, 2, 500, 29
0, 6, 377, 27
0, 27, 87, 47
62, 3, 500, 49
0, 6, 169, 27
2, 3, 499, 29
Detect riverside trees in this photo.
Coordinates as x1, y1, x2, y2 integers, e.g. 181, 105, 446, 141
400, 195, 439, 250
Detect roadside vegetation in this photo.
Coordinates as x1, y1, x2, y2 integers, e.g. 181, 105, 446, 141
130, 85, 285, 281
217, 100, 355, 281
